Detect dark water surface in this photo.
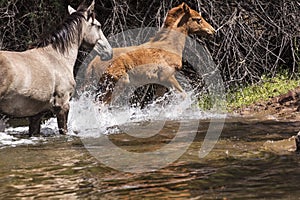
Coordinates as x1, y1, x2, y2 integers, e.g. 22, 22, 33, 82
1, 118, 300, 199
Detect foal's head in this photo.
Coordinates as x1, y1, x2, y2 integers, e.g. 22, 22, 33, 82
68, 0, 113, 60
164, 3, 215, 37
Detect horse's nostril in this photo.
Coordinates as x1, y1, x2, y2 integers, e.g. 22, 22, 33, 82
101, 53, 113, 61
209, 28, 216, 35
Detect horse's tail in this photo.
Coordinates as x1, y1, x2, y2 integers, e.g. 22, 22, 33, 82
0, 53, 13, 98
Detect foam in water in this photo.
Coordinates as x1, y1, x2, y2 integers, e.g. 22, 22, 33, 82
0, 90, 225, 147
68, 90, 224, 138
0, 117, 67, 148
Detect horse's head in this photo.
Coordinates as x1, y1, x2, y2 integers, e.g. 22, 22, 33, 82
165, 3, 215, 37
68, 0, 113, 61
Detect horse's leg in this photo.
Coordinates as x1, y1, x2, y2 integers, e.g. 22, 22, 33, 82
29, 113, 44, 136
55, 103, 69, 135
158, 66, 186, 98
295, 132, 300, 152
166, 75, 187, 99
155, 85, 168, 98
0, 114, 6, 132
101, 91, 113, 104
109, 75, 128, 104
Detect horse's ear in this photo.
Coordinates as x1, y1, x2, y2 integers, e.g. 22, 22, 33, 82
86, 0, 95, 20
181, 2, 190, 14
86, 0, 95, 13
68, 5, 76, 14
176, 3, 191, 27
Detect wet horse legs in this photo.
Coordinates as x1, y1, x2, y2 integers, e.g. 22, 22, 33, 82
295, 132, 300, 152
55, 103, 69, 135
29, 113, 44, 136
163, 75, 187, 99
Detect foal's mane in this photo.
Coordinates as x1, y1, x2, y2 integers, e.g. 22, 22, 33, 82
150, 29, 171, 42
149, 5, 187, 42
37, 11, 85, 54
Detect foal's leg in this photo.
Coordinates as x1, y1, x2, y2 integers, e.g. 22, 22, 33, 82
55, 103, 69, 135
29, 113, 44, 136
109, 75, 128, 104
158, 67, 186, 99
166, 75, 187, 99
155, 85, 168, 98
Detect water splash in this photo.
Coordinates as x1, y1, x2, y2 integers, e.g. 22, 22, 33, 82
0, 119, 58, 148
0, 90, 225, 148
68, 90, 224, 138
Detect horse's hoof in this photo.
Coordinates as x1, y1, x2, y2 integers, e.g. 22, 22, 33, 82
58, 128, 67, 135
180, 92, 187, 100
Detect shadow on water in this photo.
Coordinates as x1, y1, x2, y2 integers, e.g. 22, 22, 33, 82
0, 118, 300, 199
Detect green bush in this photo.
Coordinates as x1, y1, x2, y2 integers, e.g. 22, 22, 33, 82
227, 73, 300, 110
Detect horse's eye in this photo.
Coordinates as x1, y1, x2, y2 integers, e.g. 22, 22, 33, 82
193, 18, 202, 23
92, 23, 101, 29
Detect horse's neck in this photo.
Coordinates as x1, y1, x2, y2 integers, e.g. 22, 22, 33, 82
149, 27, 187, 55
37, 16, 85, 72
42, 43, 80, 72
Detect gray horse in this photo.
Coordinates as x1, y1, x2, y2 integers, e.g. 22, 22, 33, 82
0, 0, 113, 136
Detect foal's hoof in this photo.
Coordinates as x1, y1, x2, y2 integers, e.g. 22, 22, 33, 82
180, 92, 187, 100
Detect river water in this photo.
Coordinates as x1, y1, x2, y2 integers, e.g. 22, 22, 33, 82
1, 95, 300, 199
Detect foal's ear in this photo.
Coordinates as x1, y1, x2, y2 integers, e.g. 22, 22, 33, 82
68, 5, 76, 14
181, 2, 190, 14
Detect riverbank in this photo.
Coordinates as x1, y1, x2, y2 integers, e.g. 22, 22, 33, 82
227, 74, 300, 121
227, 79, 300, 152
232, 86, 300, 121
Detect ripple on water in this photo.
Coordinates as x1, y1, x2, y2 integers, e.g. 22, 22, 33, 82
1, 91, 300, 199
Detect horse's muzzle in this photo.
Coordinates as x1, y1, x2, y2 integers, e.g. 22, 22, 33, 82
94, 40, 113, 61
100, 48, 113, 61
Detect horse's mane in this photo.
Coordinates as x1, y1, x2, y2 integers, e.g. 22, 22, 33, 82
149, 5, 186, 42
149, 29, 170, 42
37, 11, 85, 54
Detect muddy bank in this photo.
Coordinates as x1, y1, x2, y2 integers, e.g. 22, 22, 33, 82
231, 87, 300, 152
233, 87, 300, 152
233, 87, 300, 122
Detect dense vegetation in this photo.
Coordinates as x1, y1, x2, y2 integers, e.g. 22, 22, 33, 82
0, 0, 299, 93
227, 73, 300, 109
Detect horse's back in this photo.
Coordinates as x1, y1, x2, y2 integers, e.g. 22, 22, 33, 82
86, 46, 138, 82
